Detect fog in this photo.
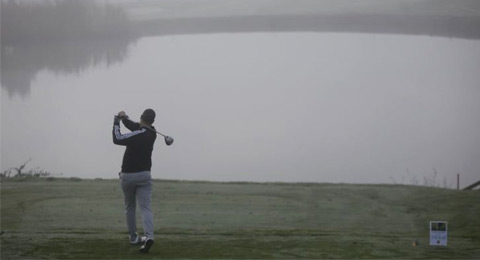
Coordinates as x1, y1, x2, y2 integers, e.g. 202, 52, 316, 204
1, 0, 479, 187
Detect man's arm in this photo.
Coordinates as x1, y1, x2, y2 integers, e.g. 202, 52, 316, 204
116, 111, 140, 131
113, 116, 146, 146
122, 118, 141, 132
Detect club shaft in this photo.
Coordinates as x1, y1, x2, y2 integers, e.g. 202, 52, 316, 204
118, 116, 169, 137
144, 125, 167, 137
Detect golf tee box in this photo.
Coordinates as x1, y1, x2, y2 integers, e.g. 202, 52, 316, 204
430, 221, 447, 246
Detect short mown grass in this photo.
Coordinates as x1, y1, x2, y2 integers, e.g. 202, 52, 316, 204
1, 178, 479, 259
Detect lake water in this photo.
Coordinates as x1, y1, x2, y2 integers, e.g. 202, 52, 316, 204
2, 32, 480, 186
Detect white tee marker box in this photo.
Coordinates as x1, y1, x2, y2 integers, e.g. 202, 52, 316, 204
430, 221, 448, 246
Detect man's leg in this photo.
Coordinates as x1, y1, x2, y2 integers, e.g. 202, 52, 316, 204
136, 176, 154, 240
121, 173, 137, 242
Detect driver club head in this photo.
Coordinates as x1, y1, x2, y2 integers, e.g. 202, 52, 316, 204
164, 136, 174, 146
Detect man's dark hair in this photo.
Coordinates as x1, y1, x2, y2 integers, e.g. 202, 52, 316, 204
141, 109, 156, 124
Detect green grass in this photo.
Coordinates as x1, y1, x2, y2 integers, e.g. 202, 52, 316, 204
1, 178, 479, 259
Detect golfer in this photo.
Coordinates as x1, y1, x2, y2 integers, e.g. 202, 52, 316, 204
113, 109, 157, 253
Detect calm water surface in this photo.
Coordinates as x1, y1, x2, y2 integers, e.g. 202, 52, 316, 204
2, 33, 479, 186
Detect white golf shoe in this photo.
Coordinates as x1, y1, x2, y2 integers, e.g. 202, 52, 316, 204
129, 234, 147, 245
139, 238, 154, 253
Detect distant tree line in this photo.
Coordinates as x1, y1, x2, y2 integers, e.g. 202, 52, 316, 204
1, 0, 133, 46
1, 0, 137, 97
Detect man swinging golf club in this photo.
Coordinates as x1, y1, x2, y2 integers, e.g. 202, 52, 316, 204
112, 109, 157, 253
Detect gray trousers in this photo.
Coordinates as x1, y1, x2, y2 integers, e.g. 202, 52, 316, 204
120, 171, 154, 240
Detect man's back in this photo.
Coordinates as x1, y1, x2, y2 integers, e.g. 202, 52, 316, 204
113, 118, 157, 173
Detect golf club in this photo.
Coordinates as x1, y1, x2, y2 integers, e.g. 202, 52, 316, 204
116, 114, 174, 146
143, 125, 174, 146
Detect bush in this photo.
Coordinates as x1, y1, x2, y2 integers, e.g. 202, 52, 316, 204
0, 159, 62, 179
